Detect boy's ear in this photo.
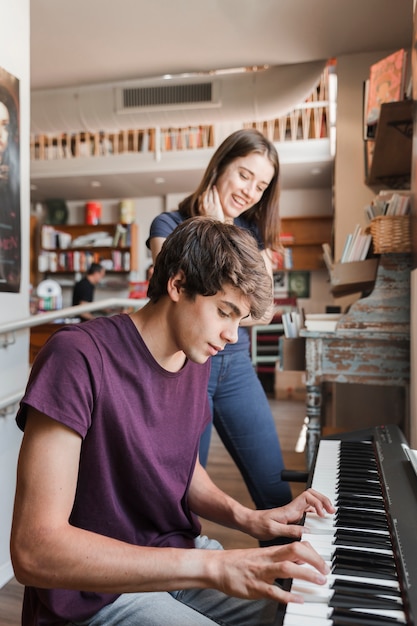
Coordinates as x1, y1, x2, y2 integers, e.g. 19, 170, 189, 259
167, 270, 186, 302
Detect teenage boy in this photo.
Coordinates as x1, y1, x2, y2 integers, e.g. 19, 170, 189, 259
11, 217, 333, 626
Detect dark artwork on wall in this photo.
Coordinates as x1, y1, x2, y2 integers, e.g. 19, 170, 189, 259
288, 271, 310, 298
0, 66, 20, 293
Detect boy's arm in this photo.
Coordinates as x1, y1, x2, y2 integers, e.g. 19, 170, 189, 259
10, 409, 215, 593
11, 408, 330, 604
188, 460, 334, 542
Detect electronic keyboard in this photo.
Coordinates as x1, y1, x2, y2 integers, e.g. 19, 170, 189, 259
279, 425, 417, 625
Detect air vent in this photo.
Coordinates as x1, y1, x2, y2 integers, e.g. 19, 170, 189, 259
121, 82, 214, 110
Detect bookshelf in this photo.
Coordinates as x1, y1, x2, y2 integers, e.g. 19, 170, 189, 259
280, 215, 333, 270
37, 223, 139, 281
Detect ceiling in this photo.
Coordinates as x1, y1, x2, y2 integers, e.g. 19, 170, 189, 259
29, 0, 414, 202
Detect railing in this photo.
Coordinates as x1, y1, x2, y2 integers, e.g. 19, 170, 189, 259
0, 298, 147, 416
0, 297, 146, 335
30, 67, 333, 162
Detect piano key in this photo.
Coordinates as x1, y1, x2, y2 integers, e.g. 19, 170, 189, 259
331, 607, 407, 624
284, 602, 407, 624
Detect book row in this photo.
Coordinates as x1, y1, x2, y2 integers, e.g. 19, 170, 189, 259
38, 250, 131, 273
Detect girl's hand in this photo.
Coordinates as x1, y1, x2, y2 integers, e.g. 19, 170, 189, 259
200, 186, 226, 222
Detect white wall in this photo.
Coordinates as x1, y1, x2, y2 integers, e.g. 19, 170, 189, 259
0, 0, 30, 588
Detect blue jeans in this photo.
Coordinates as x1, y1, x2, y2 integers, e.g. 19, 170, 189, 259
200, 349, 292, 510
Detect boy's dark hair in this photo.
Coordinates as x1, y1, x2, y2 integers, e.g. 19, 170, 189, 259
148, 217, 272, 320
87, 262, 104, 275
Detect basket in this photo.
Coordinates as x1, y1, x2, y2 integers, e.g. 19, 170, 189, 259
370, 215, 411, 254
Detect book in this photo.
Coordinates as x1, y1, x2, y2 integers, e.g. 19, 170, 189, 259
304, 314, 342, 332
366, 49, 407, 134
322, 243, 334, 272
340, 225, 372, 263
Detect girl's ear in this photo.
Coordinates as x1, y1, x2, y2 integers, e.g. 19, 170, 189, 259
167, 270, 186, 302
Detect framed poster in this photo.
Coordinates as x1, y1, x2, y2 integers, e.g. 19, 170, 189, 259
273, 271, 288, 295
0, 66, 20, 293
288, 271, 310, 298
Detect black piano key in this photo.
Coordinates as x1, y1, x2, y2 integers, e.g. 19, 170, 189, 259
339, 452, 377, 462
331, 608, 406, 625
336, 504, 386, 515
337, 467, 378, 475
337, 483, 382, 495
331, 578, 402, 598
336, 496, 385, 510
335, 515, 389, 531
333, 547, 395, 563
330, 591, 402, 610
334, 531, 392, 549
332, 557, 397, 576
332, 563, 398, 580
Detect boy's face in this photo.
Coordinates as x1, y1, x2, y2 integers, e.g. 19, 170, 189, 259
170, 281, 251, 364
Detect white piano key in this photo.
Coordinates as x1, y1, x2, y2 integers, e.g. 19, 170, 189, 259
284, 604, 407, 625
284, 603, 331, 618
283, 610, 332, 626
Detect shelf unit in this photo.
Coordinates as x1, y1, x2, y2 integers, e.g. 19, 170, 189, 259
365, 100, 415, 189
280, 215, 333, 270
38, 223, 138, 281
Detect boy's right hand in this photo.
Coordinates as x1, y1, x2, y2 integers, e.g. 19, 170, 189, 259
207, 541, 328, 604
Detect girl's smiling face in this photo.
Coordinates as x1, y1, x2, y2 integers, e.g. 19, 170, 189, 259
215, 152, 275, 220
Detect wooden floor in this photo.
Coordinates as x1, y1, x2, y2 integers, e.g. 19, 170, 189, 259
0, 396, 307, 625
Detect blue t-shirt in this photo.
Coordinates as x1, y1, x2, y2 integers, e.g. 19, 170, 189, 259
147, 211, 264, 352
16, 314, 211, 625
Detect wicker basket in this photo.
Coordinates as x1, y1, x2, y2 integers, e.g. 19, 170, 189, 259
370, 215, 411, 254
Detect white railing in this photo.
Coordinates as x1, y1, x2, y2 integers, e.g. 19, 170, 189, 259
30, 68, 332, 162
0, 298, 147, 416
0, 297, 146, 335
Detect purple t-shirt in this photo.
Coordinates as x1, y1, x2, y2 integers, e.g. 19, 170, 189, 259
16, 314, 211, 625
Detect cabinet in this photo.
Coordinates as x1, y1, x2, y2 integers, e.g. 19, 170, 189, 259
29, 322, 66, 364
38, 223, 139, 279
280, 215, 333, 270
365, 100, 415, 189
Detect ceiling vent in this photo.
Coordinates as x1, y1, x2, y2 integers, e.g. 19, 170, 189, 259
120, 82, 216, 111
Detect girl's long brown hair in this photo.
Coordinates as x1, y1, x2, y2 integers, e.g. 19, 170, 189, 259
178, 128, 281, 250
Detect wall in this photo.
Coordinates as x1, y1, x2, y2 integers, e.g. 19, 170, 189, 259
332, 49, 413, 433
0, 0, 30, 587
